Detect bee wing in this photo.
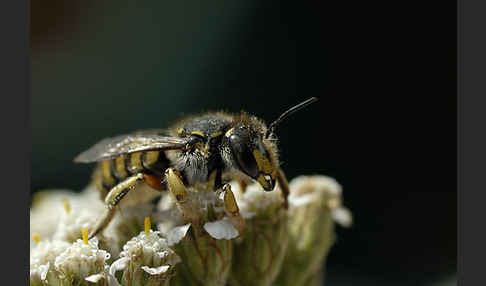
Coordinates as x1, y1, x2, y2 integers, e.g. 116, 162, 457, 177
131, 129, 169, 135
74, 134, 189, 163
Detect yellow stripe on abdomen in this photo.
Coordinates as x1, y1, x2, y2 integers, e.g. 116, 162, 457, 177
101, 160, 117, 187
143, 151, 160, 168
128, 152, 144, 173
114, 157, 128, 179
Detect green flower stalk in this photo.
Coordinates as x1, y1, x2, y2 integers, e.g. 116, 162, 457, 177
229, 182, 289, 286
159, 168, 238, 286
274, 175, 352, 286
168, 224, 234, 286
303, 270, 325, 286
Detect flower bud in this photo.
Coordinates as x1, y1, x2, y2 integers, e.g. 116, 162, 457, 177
167, 224, 234, 286
158, 182, 236, 286
228, 182, 289, 286
274, 175, 352, 286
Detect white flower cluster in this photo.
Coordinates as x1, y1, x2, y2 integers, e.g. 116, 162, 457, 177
30, 190, 78, 248
230, 181, 283, 219
30, 174, 352, 286
55, 238, 111, 279
119, 230, 180, 267
53, 207, 99, 242
103, 202, 156, 252
30, 240, 70, 285
97, 230, 182, 286
30, 230, 181, 286
30, 186, 104, 248
288, 175, 353, 227
157, 187, 240, 242
30, 237, 110, 285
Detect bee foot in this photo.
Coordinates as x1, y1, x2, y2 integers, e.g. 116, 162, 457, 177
165, 168, 201, 229
223, 184, 246, 236
89, 207, 116, 239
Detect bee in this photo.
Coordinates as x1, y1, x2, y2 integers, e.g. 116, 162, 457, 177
75, 97, 318, 238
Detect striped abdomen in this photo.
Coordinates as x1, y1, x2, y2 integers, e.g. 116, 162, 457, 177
94, 150, 170, 196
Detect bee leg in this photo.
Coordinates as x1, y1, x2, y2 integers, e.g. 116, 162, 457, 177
208, 169, 224, 197
165, 168, 201, 231
277, 168, 290, 209
222, 184, 246, 236
89, 173, 144, 239
214, 169, 223, 190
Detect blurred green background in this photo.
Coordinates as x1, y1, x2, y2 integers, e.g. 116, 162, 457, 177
31, 1, 456, 285
31, 0, 301, 192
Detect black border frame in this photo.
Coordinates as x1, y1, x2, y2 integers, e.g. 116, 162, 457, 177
0, 0, 30, 282
458, 0, 485, 285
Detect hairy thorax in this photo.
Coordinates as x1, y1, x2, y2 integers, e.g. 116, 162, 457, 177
166, 113, 234, 187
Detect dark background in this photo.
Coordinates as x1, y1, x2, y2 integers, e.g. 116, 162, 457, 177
31, 1, 456, 285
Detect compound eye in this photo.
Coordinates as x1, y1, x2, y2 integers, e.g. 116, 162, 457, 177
229, 134, 259, 178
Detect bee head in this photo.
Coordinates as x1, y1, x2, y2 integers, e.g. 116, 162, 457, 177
223, 97, 318, 191
225, 121, 278, 191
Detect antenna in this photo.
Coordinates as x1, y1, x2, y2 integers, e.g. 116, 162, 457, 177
265, 97, 319, 138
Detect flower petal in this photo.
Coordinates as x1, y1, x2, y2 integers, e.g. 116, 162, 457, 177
85, 273, 105, 283
109, 257, 129, 277
332, 207, 353, 227
288, 193, 316, 207
203, 220, 239, 240
39, 262, 49, 281
141, 265, 170, 275
167, 224, 191, 246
